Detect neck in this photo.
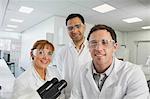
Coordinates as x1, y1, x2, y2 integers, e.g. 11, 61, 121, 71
34, 66, 46, 80
73, 37, 85, 50
93, 59, 113, 73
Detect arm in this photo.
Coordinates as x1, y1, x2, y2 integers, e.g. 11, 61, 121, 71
12, 79, 41, 99
124, 66, 149, 99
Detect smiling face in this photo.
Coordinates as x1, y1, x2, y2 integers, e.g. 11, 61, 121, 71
31, 40, 54, 70
33, 45, 53, 70
67, 17, 85, 43
88, 30, 118, 71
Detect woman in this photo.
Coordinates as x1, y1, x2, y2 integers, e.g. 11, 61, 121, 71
13, 40, 63, 99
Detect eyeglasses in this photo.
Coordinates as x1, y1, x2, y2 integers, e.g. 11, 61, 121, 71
89, 39, 115, 49
67, 24, 82, 31
32, 49, 53, 57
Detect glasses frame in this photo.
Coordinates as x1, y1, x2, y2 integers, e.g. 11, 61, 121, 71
88, 39, 115, 49
67, 23, 82, 32
32, 49, 53, 57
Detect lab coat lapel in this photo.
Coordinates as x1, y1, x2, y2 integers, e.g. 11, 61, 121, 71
102, 58, 120, 90
31, 66, 44, 88
103, 70, 118, 89
85, 62, 100, 92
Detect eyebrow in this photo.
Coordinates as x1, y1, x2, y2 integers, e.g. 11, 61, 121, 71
67, 23, 82, 27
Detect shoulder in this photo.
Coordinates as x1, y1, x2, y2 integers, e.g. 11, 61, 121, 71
115, 58, 141, 73
115, 59, 146, 81
123, 61, 142, 73
54, 45, 70, 55
15, 68, 33, 85
78, 61, 92, 76
115, 60, 149, 97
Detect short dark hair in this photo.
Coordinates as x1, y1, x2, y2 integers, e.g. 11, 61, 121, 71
66, 13, 85, 26
87, 24, 117, 43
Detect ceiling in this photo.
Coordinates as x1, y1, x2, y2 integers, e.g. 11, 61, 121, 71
0, 0, 150, 33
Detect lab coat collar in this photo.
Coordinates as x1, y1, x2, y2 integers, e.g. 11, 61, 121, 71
68, 37, 88, 48
86, 62, 99, 92
68, 38, 89, 55
85, 57, 122, 91
31, 66, 48, 87
103, 58, 122, 89
92, 57, 114, 77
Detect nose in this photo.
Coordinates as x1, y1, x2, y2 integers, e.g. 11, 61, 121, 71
95, 42, 105, 50
42, 53, 51, 59
71, 26, 79, 32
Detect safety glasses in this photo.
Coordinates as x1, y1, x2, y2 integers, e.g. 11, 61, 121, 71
89, 39, 115, 49
67, 24, 82, 32
32, 49, 53, 57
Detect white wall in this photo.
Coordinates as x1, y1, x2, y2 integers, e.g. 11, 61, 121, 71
126, 30, 150, 63
53, 16, 70, 50
0, 31, 21, 39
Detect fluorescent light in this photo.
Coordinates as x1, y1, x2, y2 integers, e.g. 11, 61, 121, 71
142, 26, 150, 29
10, 18, 24, 23
122, 17, 142, 23
7, 25, 18, 28
5, 28, 14, 31
92, 4, 116, 13
19, 6, 34, 14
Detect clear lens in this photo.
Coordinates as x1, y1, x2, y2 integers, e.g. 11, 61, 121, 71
67, 24, 81, 31
89, 39, 114, 49
33, 49, 53, 57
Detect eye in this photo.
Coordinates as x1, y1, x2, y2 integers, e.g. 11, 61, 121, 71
92, 41, 98, 44
89, 41, 98, 46
101, 39, 108, 45
67, 26, 73, 31
38, 50, 44, 55
75, 24, 81, 29
48, 52, 53, 56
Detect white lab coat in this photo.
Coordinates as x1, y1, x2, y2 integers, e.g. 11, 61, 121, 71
53, 40, 92, 99
70, 58, 150, 99
13, 65, 63, 99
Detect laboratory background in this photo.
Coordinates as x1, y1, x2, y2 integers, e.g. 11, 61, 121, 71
0, 0, 150, 99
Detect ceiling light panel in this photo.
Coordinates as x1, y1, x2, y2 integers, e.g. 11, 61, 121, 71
5, 28, 14, 31
122, 17, 142, 23
19, 6, 34, 14
92, 4, 116, 13
7, 25, 18, 28
10, 18, 24, 23
142, 26, 150, 29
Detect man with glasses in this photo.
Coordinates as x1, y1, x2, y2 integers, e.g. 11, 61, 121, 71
70, 24, 149, 99
53, 14, 92, 99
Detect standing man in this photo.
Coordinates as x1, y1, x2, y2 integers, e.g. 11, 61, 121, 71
70, 24, 150, 99
53, 14, 92, 98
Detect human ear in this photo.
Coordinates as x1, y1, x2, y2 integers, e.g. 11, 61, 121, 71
30, 51, 34, 60
113, 43, 119, 52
